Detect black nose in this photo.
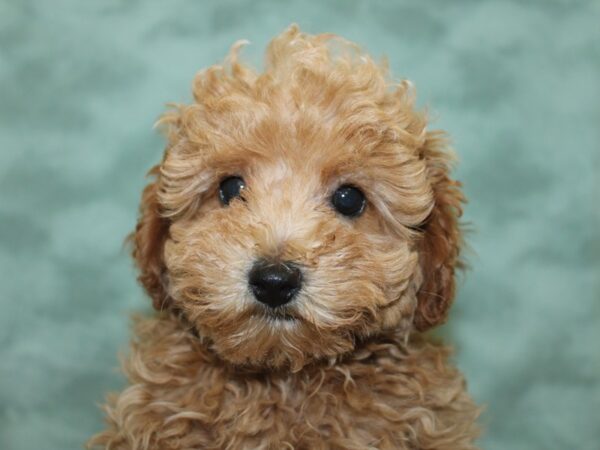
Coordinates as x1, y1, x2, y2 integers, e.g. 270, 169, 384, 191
248, 260, 302, 308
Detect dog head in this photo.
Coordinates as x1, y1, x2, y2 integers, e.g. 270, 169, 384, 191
131, 26, 464, 371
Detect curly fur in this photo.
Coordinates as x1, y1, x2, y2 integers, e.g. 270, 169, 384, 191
89, 25, 479, 449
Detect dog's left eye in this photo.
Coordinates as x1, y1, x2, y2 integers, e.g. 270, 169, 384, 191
331, 185, 366, 217
219, 176, 246, 205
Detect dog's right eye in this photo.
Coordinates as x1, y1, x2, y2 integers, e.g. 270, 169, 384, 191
219, 176, 246, 205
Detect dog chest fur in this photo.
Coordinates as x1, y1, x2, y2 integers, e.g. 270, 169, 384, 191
90, 314, 479, 450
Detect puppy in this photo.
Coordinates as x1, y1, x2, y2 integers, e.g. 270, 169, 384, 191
90, 25, 480, 450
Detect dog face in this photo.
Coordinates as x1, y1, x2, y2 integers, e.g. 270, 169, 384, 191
132, 26, 464, 370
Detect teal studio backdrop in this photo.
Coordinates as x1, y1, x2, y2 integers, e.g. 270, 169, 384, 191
1, 1, 598, 449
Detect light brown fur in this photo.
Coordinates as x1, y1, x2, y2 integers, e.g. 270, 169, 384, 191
89, 25, 480, 449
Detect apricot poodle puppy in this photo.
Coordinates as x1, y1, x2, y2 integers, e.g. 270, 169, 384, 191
89, 26, 480, 450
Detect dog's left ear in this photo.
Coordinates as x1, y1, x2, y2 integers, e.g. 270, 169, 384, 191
130, 165, 170, 310
413, 131, 465, 332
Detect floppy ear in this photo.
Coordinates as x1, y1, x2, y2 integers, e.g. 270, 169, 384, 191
413, 131, 465, 331
130, 165, 170, 310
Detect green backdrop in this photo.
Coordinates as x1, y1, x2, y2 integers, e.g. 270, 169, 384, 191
1, 1, 598, 449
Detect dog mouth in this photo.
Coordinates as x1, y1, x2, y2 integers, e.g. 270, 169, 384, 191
254, 306, 300, 322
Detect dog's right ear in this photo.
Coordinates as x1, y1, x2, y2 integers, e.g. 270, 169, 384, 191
130, 165, 170, 310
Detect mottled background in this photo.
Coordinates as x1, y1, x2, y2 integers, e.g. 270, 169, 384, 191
1, 1, 598, 449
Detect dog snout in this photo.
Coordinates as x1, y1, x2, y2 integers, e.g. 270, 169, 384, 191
248, 260, 302, 308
